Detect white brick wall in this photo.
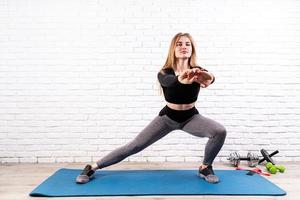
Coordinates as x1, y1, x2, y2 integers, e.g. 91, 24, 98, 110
1, 0, 300, 164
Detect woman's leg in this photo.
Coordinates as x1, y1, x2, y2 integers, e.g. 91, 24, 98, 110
182, 114, 226, 183
182, 114, 227, 166
76, 115, 175, 183
95, 115, 175, 169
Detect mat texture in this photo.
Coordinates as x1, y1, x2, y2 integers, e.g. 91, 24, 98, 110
30, 169, 286, 197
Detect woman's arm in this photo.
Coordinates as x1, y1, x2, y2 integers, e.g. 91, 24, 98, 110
158, 69, 197, 86
157, 70, 179, 87
193, 67, 215, 88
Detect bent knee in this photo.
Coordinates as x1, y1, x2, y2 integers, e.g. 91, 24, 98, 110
215, 125, 227, 139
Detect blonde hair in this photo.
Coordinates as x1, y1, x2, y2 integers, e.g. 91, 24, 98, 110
157, 33, 199, 95
161, 32, 198, 72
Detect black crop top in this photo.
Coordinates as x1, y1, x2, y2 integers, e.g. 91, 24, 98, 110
157, 67, 214, 104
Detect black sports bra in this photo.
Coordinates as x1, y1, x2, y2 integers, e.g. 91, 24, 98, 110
157, 67, 214, 104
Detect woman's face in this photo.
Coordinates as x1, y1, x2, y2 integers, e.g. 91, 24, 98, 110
174, 36, 192, 59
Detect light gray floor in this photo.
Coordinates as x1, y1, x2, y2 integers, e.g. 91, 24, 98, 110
0, 162, 298, 200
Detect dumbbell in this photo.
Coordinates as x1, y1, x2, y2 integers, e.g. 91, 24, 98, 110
227, 152, 259, 167
266, 162, 285, 174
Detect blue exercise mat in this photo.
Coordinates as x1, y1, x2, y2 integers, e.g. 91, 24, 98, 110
29, 169, 286, 197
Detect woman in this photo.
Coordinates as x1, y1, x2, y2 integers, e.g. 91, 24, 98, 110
76, 32, 226, 184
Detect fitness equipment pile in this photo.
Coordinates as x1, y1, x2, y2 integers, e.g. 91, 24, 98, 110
228, 149, 286, 176
227, 149, 279, 167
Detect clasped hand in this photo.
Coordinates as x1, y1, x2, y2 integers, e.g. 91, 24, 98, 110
178, 68, 213, 88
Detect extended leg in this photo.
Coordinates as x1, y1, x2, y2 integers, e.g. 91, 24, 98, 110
76, 115, 175, 183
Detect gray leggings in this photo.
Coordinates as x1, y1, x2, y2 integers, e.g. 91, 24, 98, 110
97, 114, 226, 168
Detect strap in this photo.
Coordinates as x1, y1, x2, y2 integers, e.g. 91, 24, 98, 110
236, 167, 271, 176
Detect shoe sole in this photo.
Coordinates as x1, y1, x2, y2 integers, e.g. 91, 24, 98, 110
76, 174, 94, 184
198, 173, 219, 184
